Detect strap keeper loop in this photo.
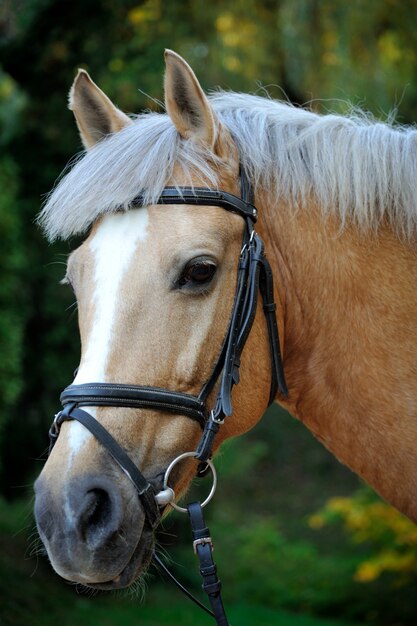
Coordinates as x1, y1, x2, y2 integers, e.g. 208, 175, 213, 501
202, 580, 222, 595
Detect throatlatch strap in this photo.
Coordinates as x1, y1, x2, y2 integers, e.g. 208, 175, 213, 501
259, 255, 288, 400
187, 501, 230, 626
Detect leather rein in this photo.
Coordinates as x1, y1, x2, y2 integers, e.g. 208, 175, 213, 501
48, 167, 287, 625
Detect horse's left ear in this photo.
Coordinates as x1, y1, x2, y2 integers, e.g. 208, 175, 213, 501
164, 50, 220, 151
69, 69, 132, 149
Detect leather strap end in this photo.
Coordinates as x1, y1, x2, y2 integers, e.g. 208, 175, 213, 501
195, 419, 220, 462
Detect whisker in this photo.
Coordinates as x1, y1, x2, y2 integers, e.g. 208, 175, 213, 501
65, 300, 78, 312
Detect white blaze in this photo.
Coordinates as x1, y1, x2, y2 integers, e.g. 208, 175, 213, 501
67, 209, 149, 456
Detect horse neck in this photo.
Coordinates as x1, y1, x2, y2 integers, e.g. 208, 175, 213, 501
259, 194, 417, 521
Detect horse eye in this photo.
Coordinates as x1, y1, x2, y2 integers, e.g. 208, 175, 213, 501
178, 260, 217, 288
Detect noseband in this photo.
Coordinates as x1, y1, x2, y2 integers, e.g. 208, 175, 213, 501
47, 166, 287, 624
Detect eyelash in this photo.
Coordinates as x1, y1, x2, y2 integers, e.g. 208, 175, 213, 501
63, 260, 218, 295
177, 259, 217, 290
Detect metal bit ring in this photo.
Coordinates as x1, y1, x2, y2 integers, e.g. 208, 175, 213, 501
163, 451, 217, 513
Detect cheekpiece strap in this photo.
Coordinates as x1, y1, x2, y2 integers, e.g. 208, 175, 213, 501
196, 229, 288, 462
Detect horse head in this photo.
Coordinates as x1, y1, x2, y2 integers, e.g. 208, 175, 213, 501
34, 51, 281, 589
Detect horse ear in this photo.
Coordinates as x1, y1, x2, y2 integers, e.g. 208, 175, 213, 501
164, 50, 219, 149
69, 69, 132, 149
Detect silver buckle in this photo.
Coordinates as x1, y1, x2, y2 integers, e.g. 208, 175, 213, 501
193, 536, 213, 554
210, 410, 224, 425
240, 228, 255, 255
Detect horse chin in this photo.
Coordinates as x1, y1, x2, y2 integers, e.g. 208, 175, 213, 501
82, 526, 155, 590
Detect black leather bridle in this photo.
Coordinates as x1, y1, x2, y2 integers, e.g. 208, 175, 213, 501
47, 167, 287, 625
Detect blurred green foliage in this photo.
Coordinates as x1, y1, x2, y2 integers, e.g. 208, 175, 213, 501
164, 412, 417, 624
0, 157, 24, 441
311, 487, 417, 585
1, 1, 417, 625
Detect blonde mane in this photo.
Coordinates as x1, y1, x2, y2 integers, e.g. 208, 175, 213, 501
40, 92, 417, 241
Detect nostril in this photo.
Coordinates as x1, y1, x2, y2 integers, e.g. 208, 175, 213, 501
77, 485, 123, 549
35, 474, 142, 582
79, 489, 112, 539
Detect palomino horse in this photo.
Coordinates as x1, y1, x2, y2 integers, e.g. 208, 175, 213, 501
35, 50, 417, 594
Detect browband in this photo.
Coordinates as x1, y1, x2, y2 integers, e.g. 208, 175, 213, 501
131, 187, 258, 222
